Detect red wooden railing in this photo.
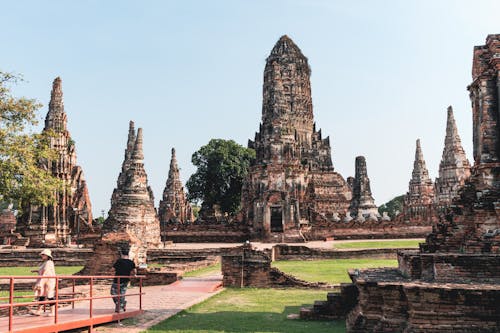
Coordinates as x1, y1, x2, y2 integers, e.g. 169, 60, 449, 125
0, 275, 144, 332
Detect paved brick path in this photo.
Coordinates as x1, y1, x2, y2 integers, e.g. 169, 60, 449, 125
94, 274, 223, 333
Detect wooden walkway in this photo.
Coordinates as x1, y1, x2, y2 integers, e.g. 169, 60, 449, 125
1, 307, 142, 333
1, 292, 143, 333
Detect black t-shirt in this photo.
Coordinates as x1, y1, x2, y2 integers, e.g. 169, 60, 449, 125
113, 258, 136, 283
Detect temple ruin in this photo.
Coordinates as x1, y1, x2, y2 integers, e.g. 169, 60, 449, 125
81, 122, 161, 275
241, 35, 352, 241
304, 34, 500, 333
102, 123, 161, 260
158, 148, 193, 225
349, 156, 378, 218
400, 106, 472, 224
434, 106, 472, 211
16, 77, 93, 246
401, 139, 436, 224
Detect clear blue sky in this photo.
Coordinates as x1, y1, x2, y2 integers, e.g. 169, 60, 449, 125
2, 1, 500, 217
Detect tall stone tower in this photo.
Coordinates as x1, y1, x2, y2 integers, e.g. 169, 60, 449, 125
158, 148, 193, 224
402, 139, 435, 223
241, 35, 351, 240
434, 106, 471, 210
17, 77, 93, 246
102, 124, 161, 263
349, 156, 378, 217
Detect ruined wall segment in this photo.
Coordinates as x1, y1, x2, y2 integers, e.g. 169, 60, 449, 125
434, 106, 471, 210
241, 35, 351, 241
17, 77, 93, 246
468, 34, 500, 190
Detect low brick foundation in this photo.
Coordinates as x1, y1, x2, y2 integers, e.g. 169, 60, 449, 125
135, 268, 178, 286
325, 225, 431, 240
346, 268, 500, 333
398, 251, 500, 283
163, 223, 249, 243
272, 244, 414, 261
0, 248, 93, 266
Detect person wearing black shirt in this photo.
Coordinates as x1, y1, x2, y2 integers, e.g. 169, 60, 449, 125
111, 249, 136, 312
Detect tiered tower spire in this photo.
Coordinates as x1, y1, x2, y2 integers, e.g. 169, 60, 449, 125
241, 35, 351, 240
403, 139, 435, 222
434, 106, 471, 209
17, 77, 93, 246
103, 123, 161, 263
158, 148, 193, 225
349, 156, 378, 217
44, 77, 67, 132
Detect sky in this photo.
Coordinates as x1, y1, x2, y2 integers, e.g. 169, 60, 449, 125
2, 1, 500, 217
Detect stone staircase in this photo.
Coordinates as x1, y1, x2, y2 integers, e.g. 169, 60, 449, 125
267, 229, 307, 243
11, 235, 30, 247
284, 229, 307, 243
300, 283, 358, 320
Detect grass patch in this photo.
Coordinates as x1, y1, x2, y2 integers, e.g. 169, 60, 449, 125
0, 291, 34, 303
183, 263, 221, 277
272, 259, 397, 284
146, 288, 345, 333
0, 266, 83, 276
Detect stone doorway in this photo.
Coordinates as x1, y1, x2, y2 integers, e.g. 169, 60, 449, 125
270, 206, 283, 232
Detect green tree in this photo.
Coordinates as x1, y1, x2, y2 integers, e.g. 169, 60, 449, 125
186, 139, 255, 215
0, 72, 62, 208
378, 194, 404, 218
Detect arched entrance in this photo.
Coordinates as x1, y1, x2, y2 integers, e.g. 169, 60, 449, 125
270, 206, 283, 232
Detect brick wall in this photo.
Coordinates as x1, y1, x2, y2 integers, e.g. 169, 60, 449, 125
0, 248, 93, 267
348, 278, 500, 332
221, 245, 333, 289
273, 244, 407, 260
398, 250, 500, 283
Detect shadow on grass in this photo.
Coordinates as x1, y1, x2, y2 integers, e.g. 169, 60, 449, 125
147, 305, 346, 333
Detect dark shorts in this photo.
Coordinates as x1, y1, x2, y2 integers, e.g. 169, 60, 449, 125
36, 296, 55, 304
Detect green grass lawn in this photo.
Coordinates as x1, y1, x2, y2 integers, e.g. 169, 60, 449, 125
145, 288, 345, 333
182, 263, 221, 277
0, 266, 83, 303
272, 259, 397, 284
0, 266, 83, 276
333, 239, 423, 249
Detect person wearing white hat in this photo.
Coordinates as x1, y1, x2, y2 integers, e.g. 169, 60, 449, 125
30, 249, 56, 316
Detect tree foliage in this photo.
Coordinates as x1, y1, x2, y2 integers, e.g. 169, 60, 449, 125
378, 194, 404, 218
0, 72, 62, 208
186, 139, 255, 215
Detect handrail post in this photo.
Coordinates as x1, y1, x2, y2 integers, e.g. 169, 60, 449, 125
139, 277, 142, 310
117, 276, 121, 313
89, 277, 94, 318
54, 276, 59, 323
72, 278, 75, 309
9, 277, 14, 332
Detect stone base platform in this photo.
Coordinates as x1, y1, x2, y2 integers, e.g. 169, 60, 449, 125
302, 251, 500, 332
346, 267, 500, 333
